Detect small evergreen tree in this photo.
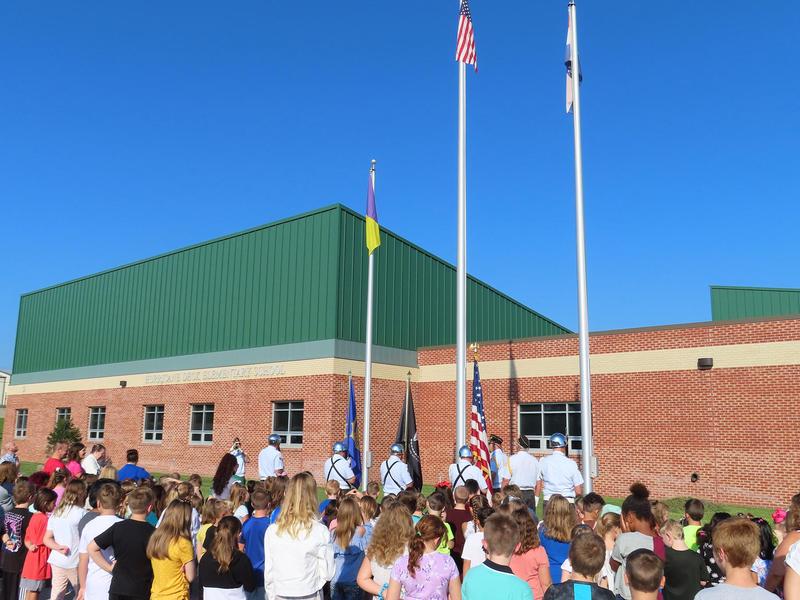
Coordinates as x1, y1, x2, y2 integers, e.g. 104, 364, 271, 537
47, 417, 82, 454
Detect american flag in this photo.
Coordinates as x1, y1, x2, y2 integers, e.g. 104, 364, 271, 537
565, 11, 582, 113
455, 0, 477, 71
469, 360, 492, 491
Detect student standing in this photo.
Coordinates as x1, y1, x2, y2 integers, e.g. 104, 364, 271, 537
117, 450, 151, 482
89, 487, 156, 600
147, 500, 196, 600
330, 497, 368, 600
44, 480, 88, 600
241, 490, 270, 600
543, 533, 614, 600
199, 516, 256, 600
356, 503, 414, 600
624, 549, 664, 600
20, 488, 58, 600
659, 520, 708, 600
77, 483, 122, 600
508, 509, 551, 600
540, 495, 577, 584
1, 481, 35, 600
682, 499, 704, 552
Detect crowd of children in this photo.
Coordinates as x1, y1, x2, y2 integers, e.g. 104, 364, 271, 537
0, 446, 798, 600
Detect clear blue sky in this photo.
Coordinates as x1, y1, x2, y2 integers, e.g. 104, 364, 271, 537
2, 1, 798, 371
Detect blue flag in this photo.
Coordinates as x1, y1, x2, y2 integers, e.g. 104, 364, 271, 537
346, 379, 363, 487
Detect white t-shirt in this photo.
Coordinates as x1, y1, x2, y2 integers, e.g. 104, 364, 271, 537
379, 456, 412, 495
461, 531, 486, 570
212, 477, 237, 501
258, 446, 284, 479
500, 451, 539, 489
230, 449, 246, 478
81, 454, 101, 476
448, 460, 488, 491
47, 505, 88, 568
234, 505, 249, 522
695, 583, 779, 599
323, 455, 355, 489
787, 541, 800, 575
79, 514, 122, 600
537, 451, 583, 499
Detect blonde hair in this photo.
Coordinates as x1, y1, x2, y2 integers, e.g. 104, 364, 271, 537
275, 473, 318, 538
147, 500, 192, 559
595, 512, 621, 540
99, 465, 117, 480
543, 494, 577, 543
366, 503, 414, 566
53, 480, 87, 517
230, 484, 248, 515
334, 497, 363, 549
209, 516, 241, 573
201, 498, 221, 525
661, 519, 684, 540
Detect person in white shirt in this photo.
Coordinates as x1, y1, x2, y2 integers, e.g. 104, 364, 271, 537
229, 438, 248, 483
264, 472, 334, 600
379, 444, 413, 496
258, 434, 286, 480
499, 436, 540, 510
77, 483, 121, 600
323, 442, 356, 491
80, 444, 106, 476
534, 432, 583, 511
785, 541, 800, 600
488, 435, 508, 490
448, 445, 488, 495
44, 481, 88, 600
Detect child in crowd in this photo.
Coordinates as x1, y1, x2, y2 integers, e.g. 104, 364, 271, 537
540, 495, 577, 584
21, 488, 58, 600
357, 502, 415, 600
320, 480, 340, 514
751, 517, 776, 588
386, 515, 460, 600
412, 494, 426, 525
697, 518, 780, 599
544, 532, 615, 600
427, 493, 455, 555
624, 549, 664, 600
359, 495, 379, 543
447, 486, 473, 573
660, 519, 708, 600
560, 524, 595, 583
241, 489, 271, 600
594, 512, 621, 592
330, 496, 368, 600
650, 501, 670, 533
683, 499, 705, 552
78, 483, 122, 600
772, 509, 787, 546
199, 516, 256, 600
197, 498, 221, 559
580, 493, 605, 530
1, 481, 35, 600
462, 513, 531, 600
148, 500, 196, 600
461, 506, 494, 574
268, 477, 288, 524
230, 483, 250, 524
44, 479, 87, 600
698, 512, 731, 587
508, 508, 551, 600
365, 481, 380, 499
90, 487, 156, 600
48, 471, 68, 507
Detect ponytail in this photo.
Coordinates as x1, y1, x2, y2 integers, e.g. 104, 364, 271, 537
407, 515, 446, 576
210, 516, 242, 573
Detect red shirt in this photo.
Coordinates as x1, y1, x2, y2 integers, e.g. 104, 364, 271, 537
42, 458, 67, 475
21, 513, 51, 581
447, 507, 473, 554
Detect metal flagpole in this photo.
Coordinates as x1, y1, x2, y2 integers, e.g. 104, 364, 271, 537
456, 44, 468, 454
363, 160, 377, 491
568, 0, 594, 492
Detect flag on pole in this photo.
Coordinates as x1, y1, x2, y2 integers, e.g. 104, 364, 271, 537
346, 378, 363, 487
395, 381, 423, 491
365, 174, 381, 255
469, 360, 493, 491
565, 11, 582, 113
456, 0, 477, 71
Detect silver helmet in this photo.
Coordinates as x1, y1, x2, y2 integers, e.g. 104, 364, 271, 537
268, 433, 281, 445
390, 443, 404, 455
332, 441, 347, 453
457, 445, 473, 459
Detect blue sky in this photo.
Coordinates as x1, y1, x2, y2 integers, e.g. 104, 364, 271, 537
1, 1, 798, 371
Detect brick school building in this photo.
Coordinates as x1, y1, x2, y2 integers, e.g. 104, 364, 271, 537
5, 205, 799, 506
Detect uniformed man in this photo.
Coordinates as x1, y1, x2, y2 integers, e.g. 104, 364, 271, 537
258, 433, 286, 480
380, 443, 414, 496
500, 436, 540, 510
534, 432, 583, 511
323, 441, 357, 491
488, 434, 508, 490
448, 445, 488, 495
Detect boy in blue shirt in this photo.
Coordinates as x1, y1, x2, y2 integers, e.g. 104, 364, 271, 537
462, 513, 532, 600
241, 489, 271, 600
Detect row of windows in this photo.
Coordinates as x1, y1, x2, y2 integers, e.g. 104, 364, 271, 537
14, 402, 305, 446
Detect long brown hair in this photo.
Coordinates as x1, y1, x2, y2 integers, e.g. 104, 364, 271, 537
0, 463, 17, 485
209, 516, 242, 573
334, 497, 363, 550
270, 477, 288, 513
147, 500, 193, 559
366, 503, 414, 567
787, 493, 800, 532
407, 515, 446, 577
53, 480, 87, 516
212, 454, 238, 497
512, 508, 541, 553
543, 494, 577, 542
469, 494, 490, 534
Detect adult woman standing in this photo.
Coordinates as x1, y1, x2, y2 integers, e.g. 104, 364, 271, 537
210, 454, 239, 501
264, 472, 333, 600
64, 444, 85, 478
357, 503, 415, 600
80, 445, 106, 476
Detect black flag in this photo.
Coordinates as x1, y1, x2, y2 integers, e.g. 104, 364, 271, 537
395, 382, 423, 491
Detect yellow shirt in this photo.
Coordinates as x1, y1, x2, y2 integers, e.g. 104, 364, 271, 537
150, 537, 194, 600
196, 523, 212, 558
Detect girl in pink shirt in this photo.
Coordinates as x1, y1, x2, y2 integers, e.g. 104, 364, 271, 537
509, 508, 552, 600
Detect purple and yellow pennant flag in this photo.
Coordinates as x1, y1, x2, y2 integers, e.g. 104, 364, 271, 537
365, 174, 381, 254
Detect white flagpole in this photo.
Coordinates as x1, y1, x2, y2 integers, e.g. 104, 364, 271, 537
569, 0, 594, 492
363, 159, 377, 491
456, 56, 468, 453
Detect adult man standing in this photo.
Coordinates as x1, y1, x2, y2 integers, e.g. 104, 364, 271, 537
448, 446, 488, 495
81, 445, 106, 476
258, 434, 286, 480
0, 442, 19, 466
379, 444, 413, 496
323, 442, 356, 491
488, 435, 507, 490
500, 437, 540, 511
229, 438, 247, 483
43, 441, 69, 475
534, 433, 583, 510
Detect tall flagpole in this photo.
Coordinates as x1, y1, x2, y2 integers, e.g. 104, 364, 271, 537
455, 40, 468, 454
363, 159, 377, 491
569, 0, 594, 492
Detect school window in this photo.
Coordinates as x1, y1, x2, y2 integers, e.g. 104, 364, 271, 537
56, 407, 71, 423
190, 404, 214, 444
273, 401, 304, 447
14, 409, 28, 439
518, 403, 583, 452
88, 407, 106, 440
143, 405, 165, 442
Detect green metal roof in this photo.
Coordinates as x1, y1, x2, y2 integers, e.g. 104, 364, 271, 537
13, 204, 569, 374
710, 285, 800, 322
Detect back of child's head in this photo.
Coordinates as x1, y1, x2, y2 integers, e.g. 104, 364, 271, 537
83, 474, 98, 488
650, 500, 669, 530
625, 549, 664, 593
322, 500, 339, 526
97, 482, 122, 511
464, 479, 480, 497
415, 493, 427, 513
434, 484, 454, 509
188, 474, 202, 487
491, 490, 505, 507
230, 483, 248, 509
621, 483, 652, 522
569, 531, 607, 578
426, 492, 446, 513
407, 515, 446, 575
126, 449, 139, 463
661, 519, 684, 540
120, 479, 137, 495
127, 487, 154, 514
27, 471, 50, 490
325, 479, 341, 497
595, 512, 622, 539
511, 507, 539, 553
247, 480, 259, 494
54, 479, 87, 515
359, 495, 378, 522
685, 498, 705, 522
366, 481, 380, 498
503, 484, 522, 497
12, 480, 34, 505
750, 517, 775, 561
786, 493, 800, 532
453, 485, 469, 504
201, 498, 219, 524
47, 469, 68, 489
571, 523, 594, 541
483, 513, 520, 558
34, 487, 58, 514
712, 517, 761, 568
396, 490, 417, 515
176, 481, 193, 500
582, 492, 605, 516
250, 490, 270, 511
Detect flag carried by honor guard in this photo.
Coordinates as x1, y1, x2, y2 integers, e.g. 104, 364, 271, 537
365, 172, 380, 254
456, 0, 477, 71
565, 9, 582, 113
395, 381, 423, 491
345, 378, 363, 487
470, 360, 493, 491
